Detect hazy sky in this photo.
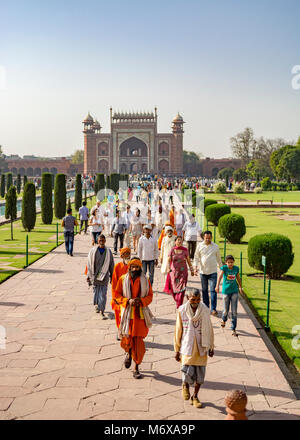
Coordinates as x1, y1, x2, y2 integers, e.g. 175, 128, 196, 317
1, 0, 300, 158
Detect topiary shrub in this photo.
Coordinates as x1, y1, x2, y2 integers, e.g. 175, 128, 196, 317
254, 187, 263, 193
1, 174, 6, 197
205, 203, 231, 226
248, 233, 294, 279
41, 173, 53, 224
204, 198, 216, 210
213, 182, 227, 193
54, 173, 66, 219
75, 173, 82, 211
261, 177, 272, 190
6, 172, 13, 191
218, 213, 246, 244
233, 183, 244, 194
21, 182, 36, 232
16, 174, 21, 194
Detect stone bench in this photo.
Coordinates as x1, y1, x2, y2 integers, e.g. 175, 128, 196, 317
256, 199, 273, 205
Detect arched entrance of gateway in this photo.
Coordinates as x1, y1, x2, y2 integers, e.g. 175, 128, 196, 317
119, 137, 148, 173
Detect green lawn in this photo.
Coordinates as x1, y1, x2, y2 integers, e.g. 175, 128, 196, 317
0, 195, 97, 283
202, 206, 300, 371
201, 191, 300, 203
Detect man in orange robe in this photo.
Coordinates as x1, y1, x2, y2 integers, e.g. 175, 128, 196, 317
115, 258, 153, 379
111, 247, 131, 335
158, 221, 177, 250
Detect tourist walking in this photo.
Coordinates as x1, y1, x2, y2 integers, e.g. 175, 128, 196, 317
79, 201, 89, 234
111, 247, 131, 337
166, 235, 194, 308
115, 258, 154, 379
86, 234, 114, 319
182, 213, 202, 260
160, 226, 176, 280
138, 225, 159, 285
130, 208, 143, 253
123, 205, 133, 248
216, 255, 243, 336
111, 210, 127, 255
175, 208, 186, 238
193, 230, 222, 316
61, 208, 78, 257
88, 207, 104, 245
174, 288, 214, 408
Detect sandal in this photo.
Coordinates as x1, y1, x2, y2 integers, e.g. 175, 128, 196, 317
133, 370, 142, 379
124, 353, 132, 369
220, 320, 225, 328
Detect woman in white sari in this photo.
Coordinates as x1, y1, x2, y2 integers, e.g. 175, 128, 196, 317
160, 226, 176, 280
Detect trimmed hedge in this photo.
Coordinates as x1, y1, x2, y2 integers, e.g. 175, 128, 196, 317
1, 174, 6, 197
218, 213, 246, 244
248, 233, 294, 279
94, 173, 105, 196
54, 173, 66, 219
204, 198, 216, 210
17, 174, 21, 194
75, 173, 82, 211
41, 173, 53, 224
21, 182, 36, 232
205, 203, 231, 226
233, 183, 244, 193
213, 182, 226, 193
6, 172, 13, 191
110, 173, 120, 193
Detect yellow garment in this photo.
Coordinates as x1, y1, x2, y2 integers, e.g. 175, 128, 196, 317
174, 311, 207, 366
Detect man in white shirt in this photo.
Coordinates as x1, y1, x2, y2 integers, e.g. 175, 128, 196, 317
138, 225, 158, 285
182, 214, 202, 260
123, 205, 134, 247
193, 230, 223, 316
175, 208, 186, 238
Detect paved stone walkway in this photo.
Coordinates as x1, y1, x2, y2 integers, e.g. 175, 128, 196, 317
0, 210, 299, 419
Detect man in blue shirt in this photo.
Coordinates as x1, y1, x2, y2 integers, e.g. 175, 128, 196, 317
79, 201, 89, 234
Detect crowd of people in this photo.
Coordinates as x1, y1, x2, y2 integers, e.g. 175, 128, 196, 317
61, 177, 244, 407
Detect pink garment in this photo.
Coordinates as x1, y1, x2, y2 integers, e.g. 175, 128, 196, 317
169, 246, 189, 308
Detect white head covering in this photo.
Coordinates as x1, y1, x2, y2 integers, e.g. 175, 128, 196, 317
165, 226, 174, 232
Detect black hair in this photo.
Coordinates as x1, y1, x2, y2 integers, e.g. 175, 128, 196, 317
67, 208, 72, 214
203, 230, 212, 237
83, 201, 86, 206
98, 234, 106, 240
225, 255, 235, 262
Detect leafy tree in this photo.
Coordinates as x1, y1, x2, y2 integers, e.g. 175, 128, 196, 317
218, 167, 234, 186
6, 172, 13, 191
230, 127, 257, 165
233, 168, 248, 182
71, 150, 84, 164
270, 145, 297, 180
75, 174, 82, 211
0, 145, 7, 172
183, 150, 203, 175
0, 174, 5, 197
54, 174, 66, 219
277, 147, 300, 182
21, 182, 36, 232
5, 185, 17, 240
41, 173, 53, 224
246, 160, 272, 181
16, 174, 21, 194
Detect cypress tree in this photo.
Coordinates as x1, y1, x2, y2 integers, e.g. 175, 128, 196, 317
51, 173, 55, 189
6, 172, 13, 191
21, 182, 36, 232
0, 174, 5, 198
16, 174, 21, 194
23, 175, 28, 188
5, 185, 17, 240
67, 196, 71, 211
94, 174, 105, 198
110, 173, 120, 193
54, 173, 66, 219
41, 172, 53, 224
75, 173, 82, 211
84, 187, 87, 203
